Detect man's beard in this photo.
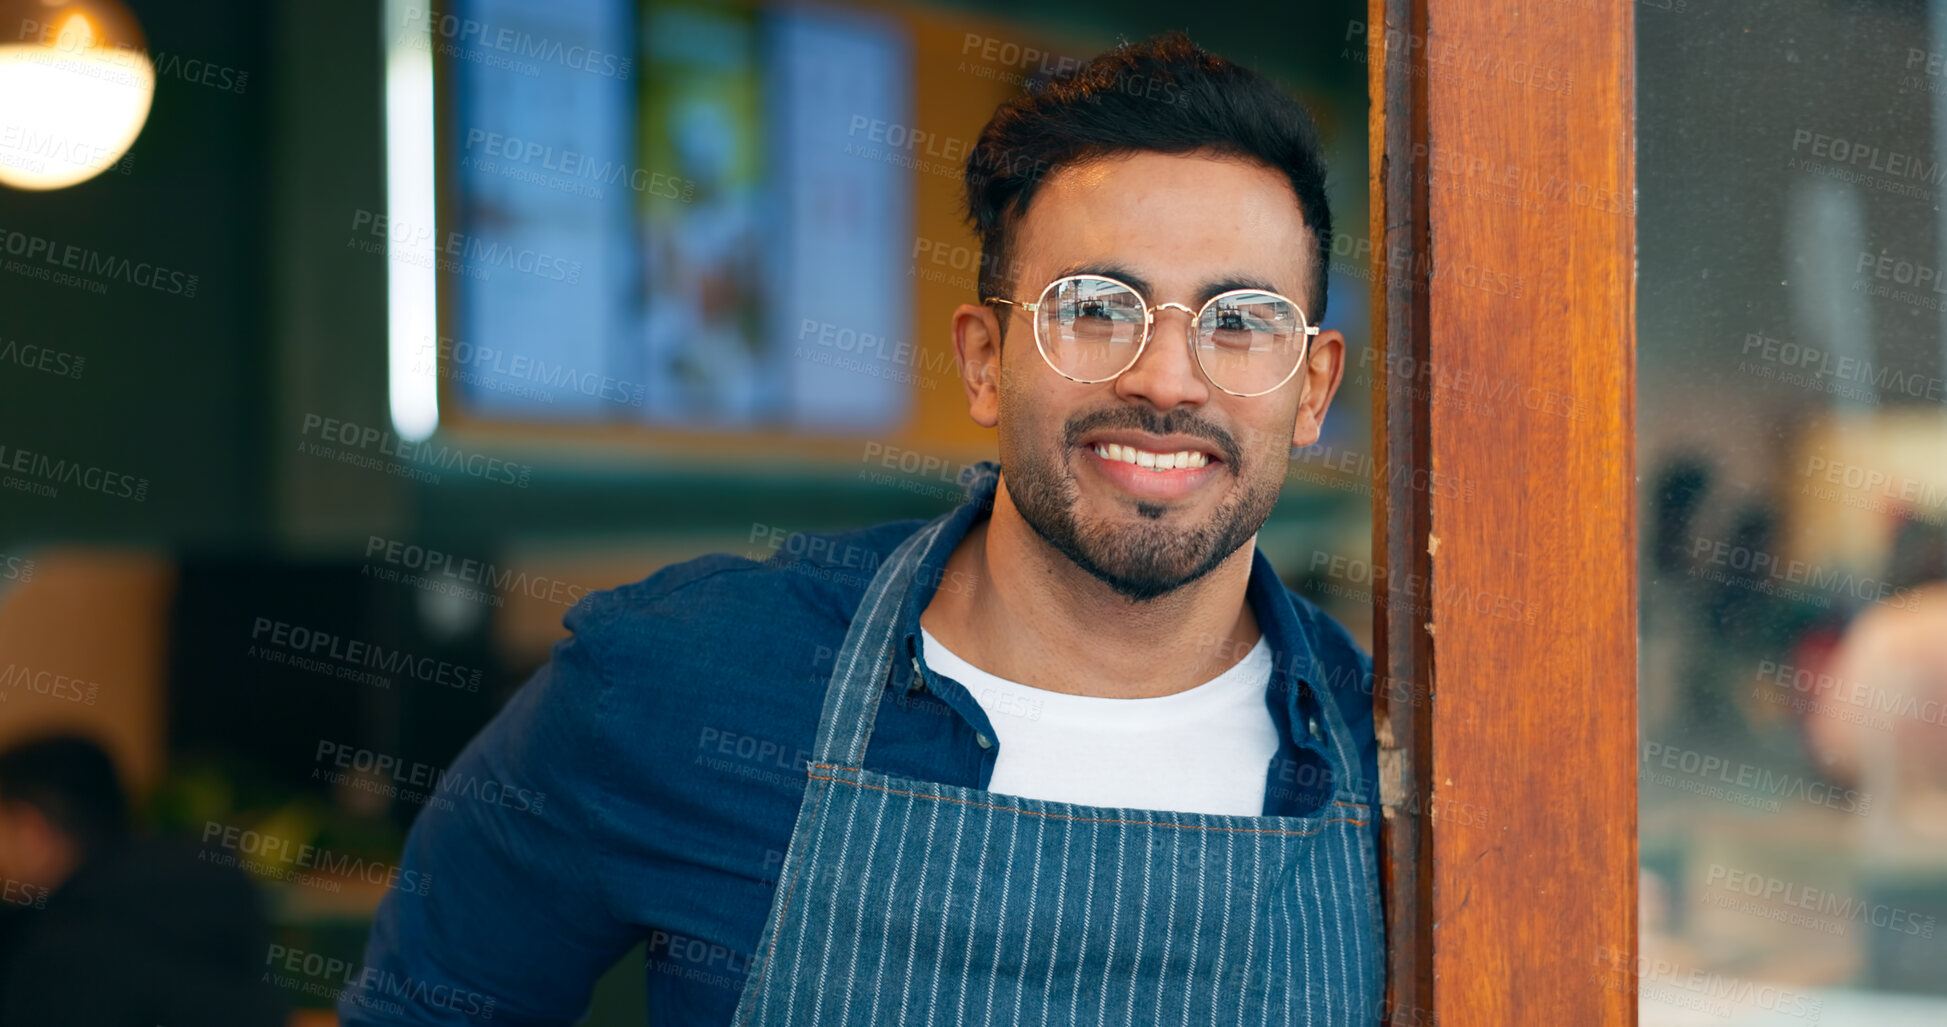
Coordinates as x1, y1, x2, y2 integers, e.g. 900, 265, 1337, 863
1002, 407, 1282, 602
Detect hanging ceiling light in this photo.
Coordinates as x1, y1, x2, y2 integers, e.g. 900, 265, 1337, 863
0, 0, 155, 190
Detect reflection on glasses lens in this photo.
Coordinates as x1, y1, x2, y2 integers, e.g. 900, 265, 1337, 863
1194, 291, 1307, 395
1036, 276, 1147, 381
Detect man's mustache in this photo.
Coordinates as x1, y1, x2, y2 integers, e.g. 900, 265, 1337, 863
1061, 407, 1242, 470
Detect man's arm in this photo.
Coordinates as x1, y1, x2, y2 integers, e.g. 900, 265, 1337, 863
341, 597, 638, 1026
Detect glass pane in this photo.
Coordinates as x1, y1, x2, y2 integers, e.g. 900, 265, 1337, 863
1640, 2, 1947, 1022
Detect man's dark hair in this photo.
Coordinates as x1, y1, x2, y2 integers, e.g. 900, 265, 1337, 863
0, 734, 129, 855
964, 30, 1334, 339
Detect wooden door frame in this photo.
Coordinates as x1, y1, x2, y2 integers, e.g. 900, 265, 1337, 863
1367, 2, 1638, 1023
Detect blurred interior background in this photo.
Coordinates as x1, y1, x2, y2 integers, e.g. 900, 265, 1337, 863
1634, 1, 1947, 1023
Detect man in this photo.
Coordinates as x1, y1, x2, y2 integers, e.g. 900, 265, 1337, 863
348, 30, 1383, 1025
0, 734, 284, 1023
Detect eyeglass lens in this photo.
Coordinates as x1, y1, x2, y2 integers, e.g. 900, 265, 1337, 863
1033, 276, 1308, 394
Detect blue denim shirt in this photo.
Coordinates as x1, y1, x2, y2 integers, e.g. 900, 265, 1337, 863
343, 462, 1379, 1026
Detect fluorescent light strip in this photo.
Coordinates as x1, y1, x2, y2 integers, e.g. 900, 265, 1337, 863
383, 0, 438, 442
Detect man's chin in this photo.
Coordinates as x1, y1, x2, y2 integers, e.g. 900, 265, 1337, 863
1087, 567, 1209, 602
1037, 519, 1228, 603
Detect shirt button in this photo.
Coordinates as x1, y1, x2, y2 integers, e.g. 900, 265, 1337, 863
975, 732, 993, 749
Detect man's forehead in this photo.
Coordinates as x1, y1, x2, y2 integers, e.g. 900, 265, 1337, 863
1011, 152, 1313, 291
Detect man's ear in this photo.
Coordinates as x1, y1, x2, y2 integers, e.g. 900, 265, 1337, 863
1291, 328, 1347, 448
953, 303, 1004, 429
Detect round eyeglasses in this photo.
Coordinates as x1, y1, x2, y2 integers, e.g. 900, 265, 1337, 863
983, 274, 1320, 398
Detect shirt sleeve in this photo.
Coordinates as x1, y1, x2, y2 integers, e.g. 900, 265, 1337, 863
339, 595, 638, 1026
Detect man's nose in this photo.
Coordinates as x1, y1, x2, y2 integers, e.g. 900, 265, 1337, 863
1112, 305, 1211, 410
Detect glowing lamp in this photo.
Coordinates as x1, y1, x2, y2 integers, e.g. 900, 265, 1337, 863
0, 0, 154, 190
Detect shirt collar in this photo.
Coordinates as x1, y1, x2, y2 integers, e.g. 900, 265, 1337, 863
889, 460, 1327, 751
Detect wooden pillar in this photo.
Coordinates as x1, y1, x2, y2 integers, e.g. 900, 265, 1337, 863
1367, 1, 1638, 1023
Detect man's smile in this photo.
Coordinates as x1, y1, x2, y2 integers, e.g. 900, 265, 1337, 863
1076, 428, 1230, 502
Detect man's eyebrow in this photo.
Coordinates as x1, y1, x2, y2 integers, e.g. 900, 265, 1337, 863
1050, 262, 1154, 296
1047, 263, 1287, 304
1194, 276, 1285, 303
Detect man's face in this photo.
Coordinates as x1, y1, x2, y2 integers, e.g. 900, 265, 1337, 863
977, 150, 1341, 601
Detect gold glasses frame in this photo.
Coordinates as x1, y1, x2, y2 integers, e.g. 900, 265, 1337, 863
983, 273, 1321, 398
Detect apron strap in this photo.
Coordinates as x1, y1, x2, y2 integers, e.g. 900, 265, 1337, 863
809, 514, 955, 766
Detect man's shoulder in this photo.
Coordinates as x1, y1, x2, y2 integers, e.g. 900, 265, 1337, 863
517, 517, 936, 811
563, 516, 933, 664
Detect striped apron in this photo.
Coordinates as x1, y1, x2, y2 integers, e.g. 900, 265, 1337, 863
731, 512, 1385, 1026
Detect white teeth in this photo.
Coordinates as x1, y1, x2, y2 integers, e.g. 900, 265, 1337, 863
1090, 444, 1210, 472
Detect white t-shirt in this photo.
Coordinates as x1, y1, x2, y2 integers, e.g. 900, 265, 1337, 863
918, 627, 1279, 816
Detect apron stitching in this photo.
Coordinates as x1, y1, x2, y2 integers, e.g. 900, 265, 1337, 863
740, 775, 832, 1026
806, 770, 1367, 834
809, 764, 1369, 815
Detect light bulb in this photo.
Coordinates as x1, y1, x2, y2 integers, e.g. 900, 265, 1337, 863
0, 0, 154, 190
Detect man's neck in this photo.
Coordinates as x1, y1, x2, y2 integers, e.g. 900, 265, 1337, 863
919, 476, 1262, 700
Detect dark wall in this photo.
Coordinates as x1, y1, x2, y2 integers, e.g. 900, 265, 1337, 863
1, 0, 276, 546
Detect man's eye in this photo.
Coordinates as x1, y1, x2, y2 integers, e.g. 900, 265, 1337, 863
1079, 302, 1112, 319
1211, 333, 1256, 353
